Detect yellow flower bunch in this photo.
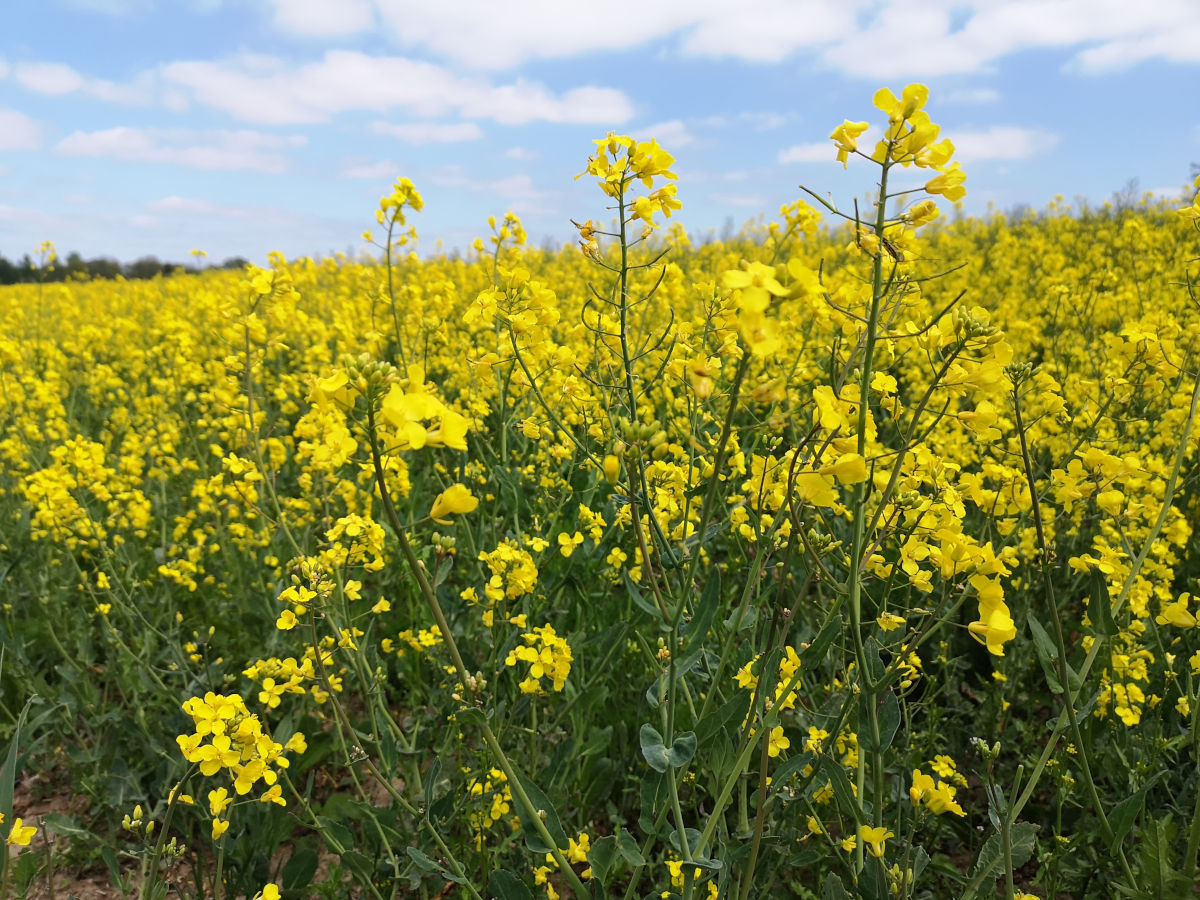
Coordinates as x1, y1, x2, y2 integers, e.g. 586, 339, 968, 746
175, 691, 304, 799
505, 624, 573, 694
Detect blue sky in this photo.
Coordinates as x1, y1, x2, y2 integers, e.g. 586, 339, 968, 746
1, 0, 1197, 264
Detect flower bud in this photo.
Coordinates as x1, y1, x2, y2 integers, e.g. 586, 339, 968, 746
603, 455, 620, 484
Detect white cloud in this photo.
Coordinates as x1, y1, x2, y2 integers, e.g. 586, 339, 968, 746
944, 88, 1001, 105
364, 0, 859, 70
341, 160, 404, 180
162, 51, 634, 126
0, 59, 10, 80
780, 124, 1057, 167
14, 61, 155, 104
709, 192, 768, 208
778, 126, 879, 164
143, 197, 306, 224
488, 174, 548, 197
778, 142, 834, 164
54, 127, 306, 172
426, 168, 560, 217
370, 121, 483, 144
639, 119, 693, 147
700, 112, 787, 131
0, 203, 63, 229
15, 62, 85, 94
136, 194, 354, 240
504, 146, 539, 161
265, 0, 375, 37
742, 112, 787, 131
430, 167, 551, 199
0, 109, 42, 150
238, 0, 1199, 77
59, 0, 150, 13
676, 0, 860, 62
146, 196, 234, 215
1071, 24, 1200, 72
371, 0, 692, 70
1147, 185, 1189, 202
949, 126, 1060, 162
820, 0, 1199, 78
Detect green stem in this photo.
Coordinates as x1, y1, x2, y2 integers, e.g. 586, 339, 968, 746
1185, 691, 1200, 885
214, 833, 226, 900
142, 764, 198, 900
1012, 381, 1120, 853
685, 354, 751, 589
845, 161, 892, 870
971, 365, 1200, 900
365, 402, 588, 900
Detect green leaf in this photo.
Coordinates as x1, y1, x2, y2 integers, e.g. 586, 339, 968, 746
1027, 613, 1063, 694
787, 848, 821, 867
667, 827, 703, 858
724, 605, 757, 632
863, 637, 886, 684
14, 851, 40, 894
100, 846, 121, 884
510, 764, 568, 855
488, 869, 534, 900
638, 771, 667, 836
433, 554, 454, 588
424, 757, 442, 817
683, 569, 722, 650
640, 725, 696, 772
407, 846, 443, 872
971, 822, 1038, 881
802, 615, 843, 670
587, 835, 619, 886
641, 724, 669, 772
1090, 569, 1118, 636
580, 726, 613, 758
1131, 815, 1189, 898
815, 757, 862, 824
625, 571, 667, 627
456, 707, 488, 729
1108, 771, 1167, 851
668, 732, 697, 768
696, 694, 750, 745
911, 845, 930, 883
1009, 823, 1038, 868
340, 849, 374, 883
645, 675, 663, 710
617, 828, 645, 867
769, 751, 815, 787
41, 812, 90, 840
315, 816, 353, 856
871, 690, 900, 753
985, 784, 1007, 831
0, 698, 32, 830
822, 873, 850, 900
282, 846, 320, 891
859, 857, 889, 900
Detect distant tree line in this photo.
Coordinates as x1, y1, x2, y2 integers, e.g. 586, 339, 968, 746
0, 251, 250, 285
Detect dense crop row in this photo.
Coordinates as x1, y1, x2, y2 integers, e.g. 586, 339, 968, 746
2, 87, 1200, 899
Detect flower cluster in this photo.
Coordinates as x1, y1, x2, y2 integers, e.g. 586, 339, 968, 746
505, 624, 573, 694
175, 692, 304, 802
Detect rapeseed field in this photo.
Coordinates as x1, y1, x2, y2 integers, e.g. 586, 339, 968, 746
2, 85, 1200, 899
